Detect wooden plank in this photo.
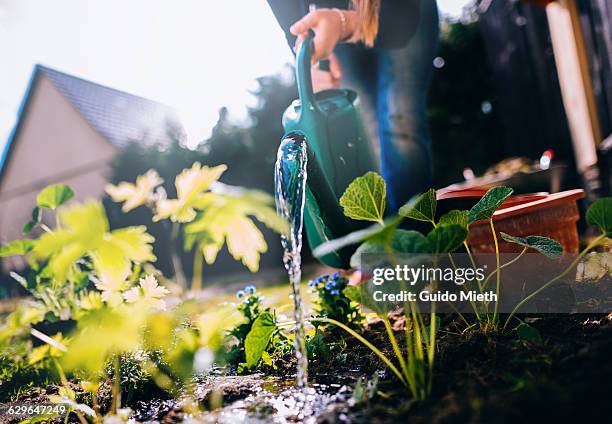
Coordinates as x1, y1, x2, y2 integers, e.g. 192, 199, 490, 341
546, 0, 602, 172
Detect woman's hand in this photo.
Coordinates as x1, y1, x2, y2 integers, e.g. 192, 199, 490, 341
311, 53, 342, 92
290, 8, 358, 63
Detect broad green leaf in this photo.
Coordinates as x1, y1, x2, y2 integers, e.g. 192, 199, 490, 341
313, 216, 403, 259
37, 184, 74, 210
187, 197, 267, 273
185, 189, 285, 272
105, 169, 163, 212
515, 323, 541, 343
0, 240, 34, 257
153, 163, 226, 222
586, 197, 612, 235
500, 232, 563, 259
62, 305, 147, 374
342, 285, 362, 304
467, 186, 513, 224
109, 227, 156, 263
33, 201, 154, 283
425, 224, 468, 254
245, 311, 276, 369
349, 230, 428, 268
438, 210, 468, 227
339, 171, 386, 222
398, 189, 437, 223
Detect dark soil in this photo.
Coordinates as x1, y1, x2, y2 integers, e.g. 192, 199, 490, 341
322, 313, 612, 423
4, 313, 612, 423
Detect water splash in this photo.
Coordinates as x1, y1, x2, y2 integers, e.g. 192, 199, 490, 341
274, 133, 309, 389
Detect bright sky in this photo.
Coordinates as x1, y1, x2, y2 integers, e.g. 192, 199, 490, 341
0, 0, 470, 149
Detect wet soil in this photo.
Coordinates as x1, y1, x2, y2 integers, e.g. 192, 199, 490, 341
3, 313, 611, 423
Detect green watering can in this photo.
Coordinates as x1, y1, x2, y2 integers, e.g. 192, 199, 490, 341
282, 32, 378, 268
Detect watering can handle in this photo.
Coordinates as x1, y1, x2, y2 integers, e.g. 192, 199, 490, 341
296, 30, 320, 121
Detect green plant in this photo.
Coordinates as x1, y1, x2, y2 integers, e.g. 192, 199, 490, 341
308, 272, 364, 330
226, 285, 290, 373
106, 163, 288, 290
0, 182, 228, 420
313, 174, 469, 400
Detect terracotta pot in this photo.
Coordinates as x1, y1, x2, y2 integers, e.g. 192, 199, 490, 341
467, 189, 584, 254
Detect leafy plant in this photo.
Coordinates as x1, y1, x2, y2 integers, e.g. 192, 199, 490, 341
313, 173, 470, 399
226, 286, 289, 372
340, 171, 386, 224
107, 163, 288, 290
308, 272, 364, 330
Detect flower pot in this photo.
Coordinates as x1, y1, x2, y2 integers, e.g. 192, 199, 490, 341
466, 189, 584, 254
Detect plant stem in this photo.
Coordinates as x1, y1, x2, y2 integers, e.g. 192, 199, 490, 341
192, 248, 204, 291
503, 234, 606, 331
490, 219, 501, 324
311, 317, 407, 387
447, 252, 481, 319
382, 317, 411, 385
170, 223, 187, 288
482, 246, 527, 290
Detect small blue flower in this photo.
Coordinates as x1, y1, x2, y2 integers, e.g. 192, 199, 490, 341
332, 272, 340, 280
325, 281, 337, 291
330, 289, 340, 295
236, 290, 245, 299
245, 285, 256, 295
308, 280, 317, 287
316, 275, 327, 283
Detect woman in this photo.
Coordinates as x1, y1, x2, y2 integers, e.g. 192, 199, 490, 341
267, 0, 439, 213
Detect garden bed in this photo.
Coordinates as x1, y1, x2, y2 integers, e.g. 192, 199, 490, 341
4, 312, 611, 423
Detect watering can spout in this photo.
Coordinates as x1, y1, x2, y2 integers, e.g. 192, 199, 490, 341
280, 32, 378, 269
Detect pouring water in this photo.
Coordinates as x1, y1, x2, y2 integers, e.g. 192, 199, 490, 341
274, 133, 309, 389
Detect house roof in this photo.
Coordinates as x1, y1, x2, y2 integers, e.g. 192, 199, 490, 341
0, 64, 185, 180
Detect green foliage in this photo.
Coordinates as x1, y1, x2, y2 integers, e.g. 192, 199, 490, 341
37, 184, 75, 210
438, 209, 469, 227
399, 189, 437, 223
467, 186, 513, 224
108, 164, 288, 283
586, 197, 612, 235
184, 186, 288, 273
244, 312, 276, 369
22, 207, 41, 235
32, 201, 155, 285
425, 224, 468, 254
350, 229, 428, 268
500, 233, 563, 259
0, 240, 34, 257
308, 273, 364, 330
226, 286, 288, 372
312, 217, 402, 259
339, 171, 386, 223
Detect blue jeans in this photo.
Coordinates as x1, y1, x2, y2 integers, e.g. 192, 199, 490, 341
334, 1, 439, 213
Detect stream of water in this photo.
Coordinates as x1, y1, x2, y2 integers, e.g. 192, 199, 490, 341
274, 133, 309, 389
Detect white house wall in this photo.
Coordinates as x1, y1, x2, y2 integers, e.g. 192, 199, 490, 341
0, 75, 117, 269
